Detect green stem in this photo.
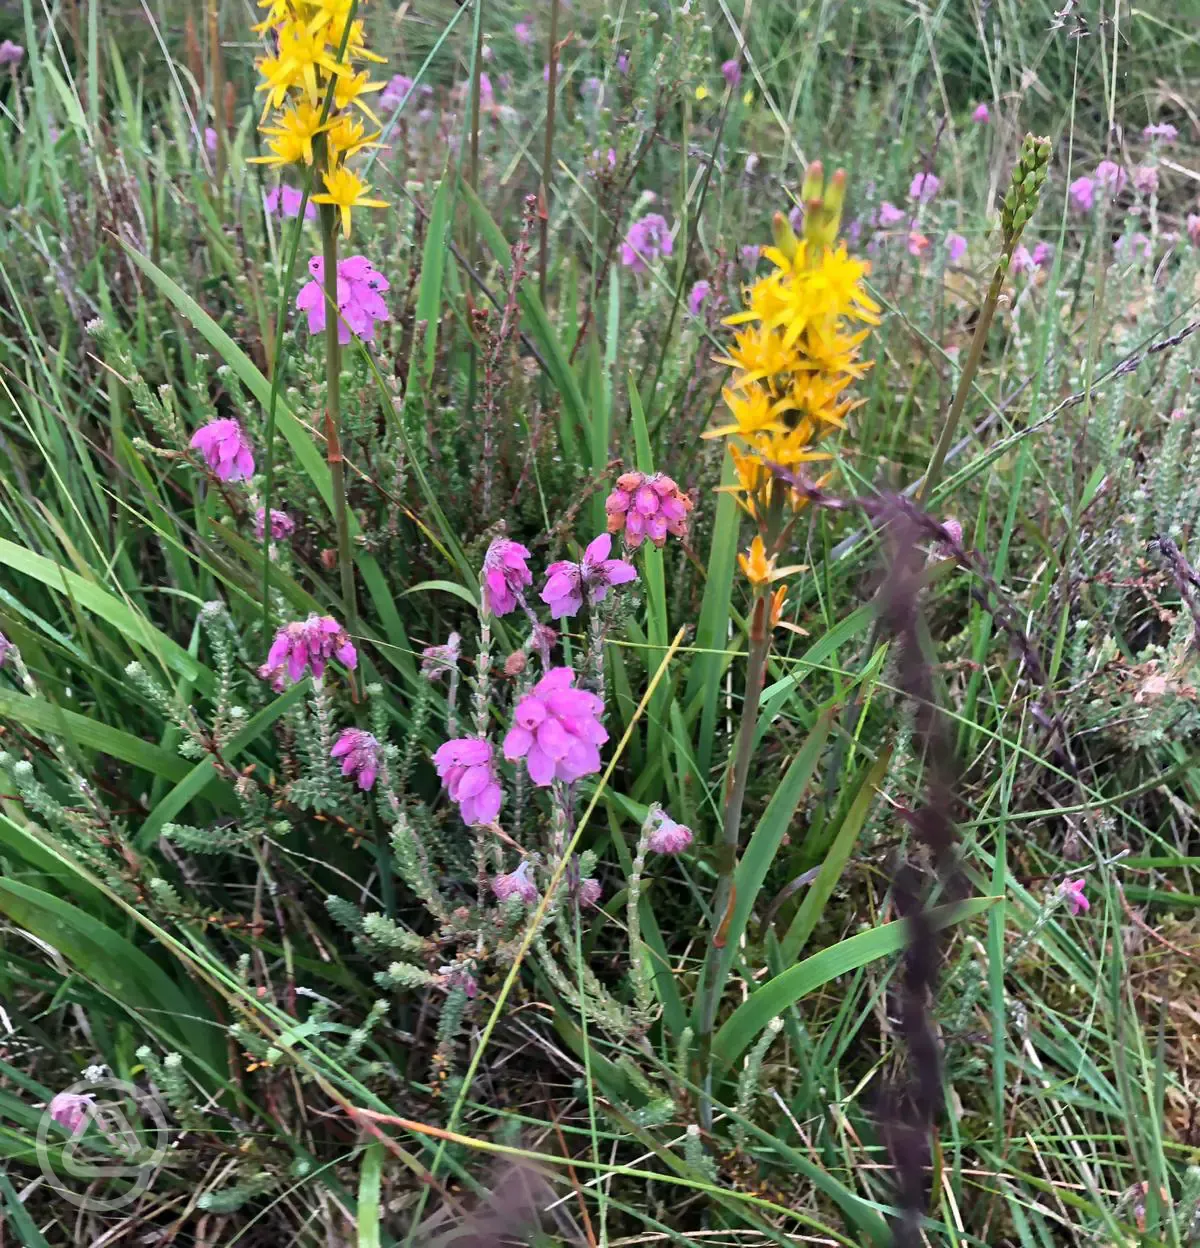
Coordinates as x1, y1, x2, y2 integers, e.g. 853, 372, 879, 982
539, 0, 561, 305
695, 592, 771, 1129
320, 205, 359, 659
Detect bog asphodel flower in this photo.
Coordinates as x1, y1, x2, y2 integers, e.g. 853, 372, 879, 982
250, 0, 386, 237
706, 162, 878, 525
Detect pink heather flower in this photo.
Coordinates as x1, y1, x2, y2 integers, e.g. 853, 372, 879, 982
514, 19, 534, 45
788, 203, 805, 233
204, 127, 218, 155
946, 232, 967, 263
687, 279, 712, 316
264, 184, 317, 220
620, 213, 673, 273
644, 807, 693, 855
1009, 245, 1035, 276
433, 736, 503, 825
296, 255, 390, 346
420, 631, 461, 681
1115, 232, 1152, 262
721, 58, 742, 88
577, 877, 602, 907
1060, 877, 1089, 916
1143, 122, 1178, 143
1031, 241, 1053, 269
1188, 214, 1200, 246
906, 230, 930, 258
254, 507, 295, 541
877, 200, 906, 228
0, 630, 11, 667
503, 667, 607, 786
493, 860, 537, 904
0, 40, 25, 67
616, 52, 630, 74
439, 964, 478, 997
908, 171, 940, 204
541, 534, 637, 619
1068, 175, 1096, 214
605, 470, 692, 548
1094, 160, 1127, 195
331, 728, 382, 790
972, 102, 990, 124
48, 1092, 94, 1134
581, 76, 604, 101
939, 517, 963, 555
191, 419, 255, 481
1133, 165, 1159, 195
262, 615, 357, 685
481, 538, 533, 616
478, 72, 495, 108
741, 244, 760, 268
380, 73, 414, 110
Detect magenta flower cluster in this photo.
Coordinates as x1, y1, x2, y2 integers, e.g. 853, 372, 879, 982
191, 419, 255, 482
331, 728, 382, 790
262, 615, 357, 685
645, 807, 693, 855
541, 534, 637, 620
504, 667, 608, 786
296, 255, 390, 346
493, 860, 537, 904
620, 213, 673, 273
433, 737, 503, 825
605, 471, 692, 548
481, 538, 533, 616
254, 507, 295, 541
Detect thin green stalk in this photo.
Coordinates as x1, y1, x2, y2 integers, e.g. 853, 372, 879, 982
695, 591, 771, 1129
539, 0, 560, 304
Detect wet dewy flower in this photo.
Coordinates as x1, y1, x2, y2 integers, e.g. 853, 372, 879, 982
1143, 122, 1178, 143
493, 860, 537, 904
946, 232, 967, 263
480, 538, 533, 617
262, 615, 357, 684
688, 279, 712, 316
1094, 159, 1127, 195
331, 728, 381, 790
972, 102, 990, 124
191, 419, 255, 482
48, 1091, 94, 1134
379, 74, 413, 110
420, 631, 461, 681
721, 58, 742, 88
296, 255, 390, 345
513, 19, 534, 45
503, 667, 607, 786
620, 213, 673, 273
908, 171, 940, 204
433, 737, 503, 825
877, 200, 906, 228
254, 507, 296, 541
1133, 165, 1159, 195
540, 534, 637, 619
605, 470, 692, 548
264, 184, 318, 220
1060, 877, 1089, 916
645, 807, 693, 855
1068, 175, 1096, 214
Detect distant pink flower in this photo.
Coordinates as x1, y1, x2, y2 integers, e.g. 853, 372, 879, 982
1094, 160, 1127, 195
908, 171, 940, 204
1068, 175, 1096, 214
493, 860, 537, 904
687, 279, 712, 316
264, 184, 317, 220
1031, 241, 1053, 269
581, 76, 604, 101
254, 507, 295, 541
481, 538, 533, 616
1060, 877, 1089, 915
721, 59, 742, 88
439, 964, 478, 997
48, 1091, 94, 1134
541, 534, 637, 619
788, 203, 804, 233
946, 232, 967, 263
434, 736, 503, 825
0, 630, 10, 667
972, 102, 990, 124
262, 615, 357, 685
1009, 245, 1035, 276
605, 470, 692, 548
503, 667, 607, 786
514, 19, 534, 45
741, 244, 760, 268
1115, 232, 1152, 262
877, 200, 906, 228
1133, 165, 1159, 195
379, 74, 414, 110
420, 631, 461, 681
645, 807, 693, 855
1188, 214, 1200, 246
906, 230, 930, 257
1143, 122, 1178, 143
204, 127, 218, 155
616, 52, 630, 75
0, 40, 24, 67
191, 419, 255, 482
331, 728, 382, 790
620, 213, 673, 273
296, 255, 390, 346
577, 876, 602, 907
478, 72, 494, 107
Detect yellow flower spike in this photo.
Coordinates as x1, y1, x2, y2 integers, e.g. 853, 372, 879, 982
705, 384, 786, 441
324, 112, 379, 160
333, 68, 386, 124
312, 165, 387, 237
253, 99, 328, 166
738, 536, 803, 586
695, 84, 709, 101
769, 585, 788, 628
